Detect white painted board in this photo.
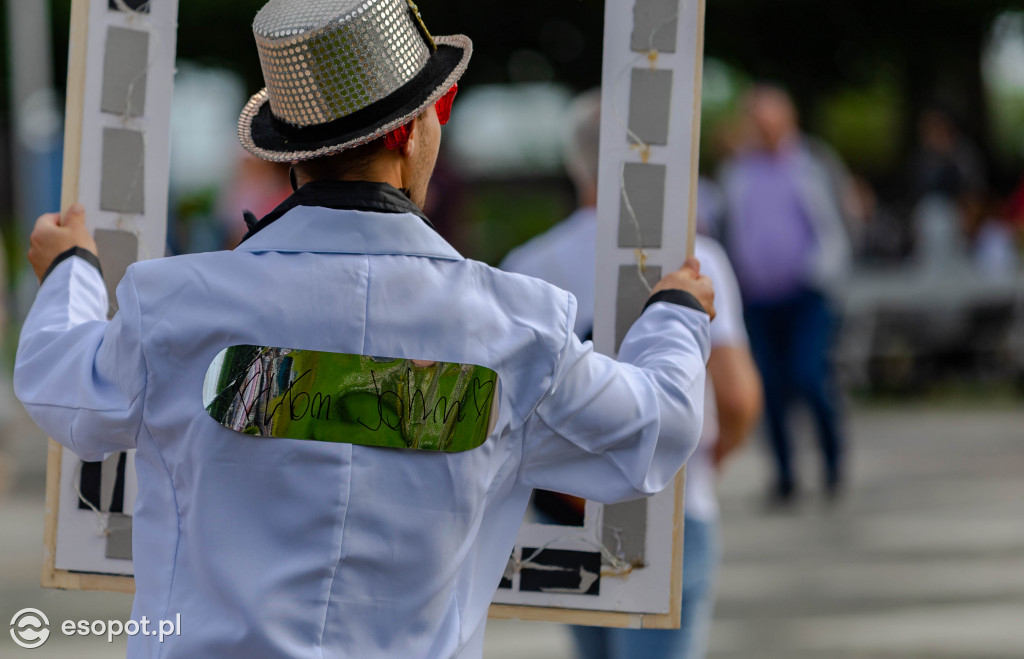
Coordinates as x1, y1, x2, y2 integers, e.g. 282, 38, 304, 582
52, 0, 178, 578
491, 0, 705, 621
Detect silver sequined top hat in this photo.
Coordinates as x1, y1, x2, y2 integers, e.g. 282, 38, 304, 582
239, 0, 472, 162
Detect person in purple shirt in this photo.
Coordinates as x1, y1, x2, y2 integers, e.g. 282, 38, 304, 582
719, 85, 852, 504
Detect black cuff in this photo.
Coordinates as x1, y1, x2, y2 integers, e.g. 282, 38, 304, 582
42, 247, 103, 284
643, 289, 706, 315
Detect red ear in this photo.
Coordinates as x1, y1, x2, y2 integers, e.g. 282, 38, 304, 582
435, 84, 458, 126
385, 121, 414, 150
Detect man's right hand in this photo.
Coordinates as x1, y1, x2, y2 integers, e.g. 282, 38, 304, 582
650, 258, 716, 321
28, 204, 98, 283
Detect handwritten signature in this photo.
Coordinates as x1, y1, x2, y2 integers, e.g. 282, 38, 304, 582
357, 369, 495, 432
228, 354, 495, 435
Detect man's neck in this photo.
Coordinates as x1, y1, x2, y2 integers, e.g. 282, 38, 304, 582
297, 172, 403, 190
294, 152, 405, 191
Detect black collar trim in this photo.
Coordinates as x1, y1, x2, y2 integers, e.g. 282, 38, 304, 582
237, 180, 434, 245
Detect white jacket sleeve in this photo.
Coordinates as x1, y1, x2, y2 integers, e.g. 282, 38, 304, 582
14, 256, 146, 462
517, 295, 710, 503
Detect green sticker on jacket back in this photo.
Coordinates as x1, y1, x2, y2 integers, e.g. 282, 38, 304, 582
203, 346, 499, 452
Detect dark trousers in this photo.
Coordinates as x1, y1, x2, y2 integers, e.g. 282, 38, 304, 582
745, 289, 844, 494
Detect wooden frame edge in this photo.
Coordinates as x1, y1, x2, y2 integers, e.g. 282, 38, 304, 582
59, 0, 89, 211
685, 0, 707, 261
487, 604, 645, 629
43, 0, 88, 592
644, 467, 686, 630
42, 439, 65, 589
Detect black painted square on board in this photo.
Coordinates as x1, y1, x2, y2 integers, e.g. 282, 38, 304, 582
519, 549, 601, 596
109, 0, 150, 13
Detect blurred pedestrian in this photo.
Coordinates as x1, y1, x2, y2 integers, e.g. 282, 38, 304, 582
719, 84, 852, 503
503, 91, 762, 659
422, 150, 469, 252
909, 109, 989, 270
216, 151, 292, 249
967, 200, 1019, 280
911, 108, 987, 207
1004, 173, 1024, 233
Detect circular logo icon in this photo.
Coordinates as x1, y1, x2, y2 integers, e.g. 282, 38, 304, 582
10, 608, 50, 650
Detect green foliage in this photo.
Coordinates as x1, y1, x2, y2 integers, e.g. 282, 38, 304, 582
36, 0, 1024, 191
814, 76, 906, 175
988, 89, 1024, 159
463, 183, 573, 266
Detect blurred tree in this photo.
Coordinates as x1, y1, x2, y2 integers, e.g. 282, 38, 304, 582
48, 0, 606, 98
39, 0, 1024, 186
705, 0, 1024, 185
49, 0, 269, 92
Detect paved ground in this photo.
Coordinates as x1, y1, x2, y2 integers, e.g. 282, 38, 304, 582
709, 405, 1024, 659
2, 389, 1023, 658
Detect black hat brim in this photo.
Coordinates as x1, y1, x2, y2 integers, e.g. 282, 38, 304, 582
239, 35, 472, 162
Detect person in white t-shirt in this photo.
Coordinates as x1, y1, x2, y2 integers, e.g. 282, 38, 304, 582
502, 91, 762, 659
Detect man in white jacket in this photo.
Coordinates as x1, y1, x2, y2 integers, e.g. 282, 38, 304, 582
15, 1, 715, 657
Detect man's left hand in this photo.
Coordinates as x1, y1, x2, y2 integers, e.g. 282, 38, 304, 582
28, 204, 98, 283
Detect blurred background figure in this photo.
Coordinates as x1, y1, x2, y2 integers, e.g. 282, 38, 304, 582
1009, 174, 1024, 231
501, 90, 601, 339
215, 152, 291, 249
422, 150, 470, 253
908, 109, 988, 272
503, 91, 763, 659
719, 85, 852, 505
911, 108, 987, 210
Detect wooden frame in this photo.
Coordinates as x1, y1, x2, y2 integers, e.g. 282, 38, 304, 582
685, 0, 707, 264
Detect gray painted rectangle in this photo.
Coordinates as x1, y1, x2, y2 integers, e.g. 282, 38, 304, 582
105, 514, 133, 560
94, 229, 139, 317
631, 0, 679, 53
628, 68, 673, 146
619, 163, 666, 248
100, 128, 145, 214
601, 499, 648, 566
616, 265, 662, 352
102, 27, 149, 116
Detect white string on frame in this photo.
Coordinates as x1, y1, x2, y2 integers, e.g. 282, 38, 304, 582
72, 458, 112, 537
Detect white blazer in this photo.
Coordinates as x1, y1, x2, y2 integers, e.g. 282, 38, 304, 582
15, 184, 710, 658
